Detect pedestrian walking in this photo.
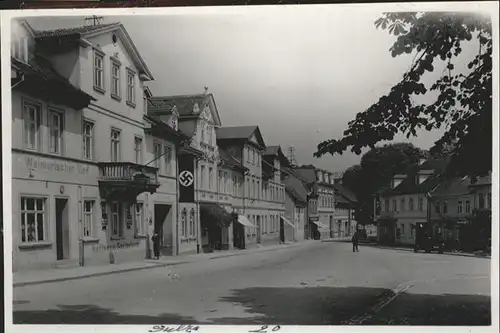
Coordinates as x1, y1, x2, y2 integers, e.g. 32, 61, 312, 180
152, 230, 160, 260
352, 230, 359, 252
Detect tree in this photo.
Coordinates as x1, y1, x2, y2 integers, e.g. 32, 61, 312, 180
342, 143, 426, 224
315, 12, 492, 178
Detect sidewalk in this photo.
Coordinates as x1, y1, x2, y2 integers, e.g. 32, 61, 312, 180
13, 239, 313, 287
326, 238, 491, 259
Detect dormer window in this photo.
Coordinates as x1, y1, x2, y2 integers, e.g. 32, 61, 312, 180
11, 34, 28, 62
170, 116, 178, 131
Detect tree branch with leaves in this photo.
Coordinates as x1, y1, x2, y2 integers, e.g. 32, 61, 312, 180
315, 12, 492, 178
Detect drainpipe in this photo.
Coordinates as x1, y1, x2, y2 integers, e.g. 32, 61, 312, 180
174, 151, 180, 257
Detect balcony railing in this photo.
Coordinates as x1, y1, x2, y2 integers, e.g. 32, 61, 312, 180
98, 162, 159, 185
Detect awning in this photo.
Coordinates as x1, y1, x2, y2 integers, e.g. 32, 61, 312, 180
237, 215, 256, 228
280, 216, 296, 229
312, 221, 329, 229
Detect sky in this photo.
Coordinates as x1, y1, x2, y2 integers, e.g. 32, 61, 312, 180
24, 7, 480, 173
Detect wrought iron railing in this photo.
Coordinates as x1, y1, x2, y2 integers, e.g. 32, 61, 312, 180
98, 162, 159, 184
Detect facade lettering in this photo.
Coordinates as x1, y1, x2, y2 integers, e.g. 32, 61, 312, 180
25, 156, 90, 175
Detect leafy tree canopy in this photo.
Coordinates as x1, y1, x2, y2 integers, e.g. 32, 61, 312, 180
315, 12, 492, 178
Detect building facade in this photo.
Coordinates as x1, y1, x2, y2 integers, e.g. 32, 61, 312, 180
216, 127, 286, 247
11, 20, 185, 271
333, 181, 358, 238
283, 167, 308, 242
293, 166, 336, 240
374, 159, 446, 246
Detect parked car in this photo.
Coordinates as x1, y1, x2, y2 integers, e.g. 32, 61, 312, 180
413, 222, 444, 254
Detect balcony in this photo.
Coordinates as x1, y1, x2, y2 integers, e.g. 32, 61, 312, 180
98, 162, 160, 201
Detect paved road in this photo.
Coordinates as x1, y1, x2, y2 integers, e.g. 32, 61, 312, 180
13, 241, 491, 325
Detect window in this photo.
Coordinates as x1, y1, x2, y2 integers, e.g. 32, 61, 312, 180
256, 180, 260, 199
384, 199, 389, 212
111, 202, 122, 237
465, 200, 471, 214
189, 210, 195, 237
170, 116, 178, 130
83, 200, 94, 237
409, 197, 414, 211
134, 137, 143, 164
181, 209, 187, 238
392, 200, 397, 212
164, 145, 172, 175
135, 203, 144, 235
23, 101, 41, 150
201, 125, 205, 143
48, 109, 63, 154
83, 121, 94, 160
401, 223, 405, 236
478, 193, 485, 209
487, 192, 491, 209
153, 141, 161, 169
224, 172, 229, 193
20, 197, 46, 243
218, 170, 223, 192
208, 126, 212, 146
111, 129, 121, 162
200, 166, 205, 189
93, 51, 104, 91
126, 69, 136, 105
443, 200, 448, 214
111, 61, 121, 98
400, 198, 405, 211
209, 167, 213, 190
458, 200, 463, 214
418, 197, 424, 211
435, 201, 440, 213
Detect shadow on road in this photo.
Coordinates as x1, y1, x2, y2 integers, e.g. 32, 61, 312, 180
13, 304, 197, 324
13, 287, 491, 325
209, 286, 491, 326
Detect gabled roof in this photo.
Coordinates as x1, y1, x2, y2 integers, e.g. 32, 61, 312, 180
219, 148, 247, 172
470, 173, 492, 187
11, 56, 95, 110
216, 126, 266, 149
148, 93, 222, 126
378, 157, 449, 197
263, 145, 290, 166
33, 22, 154, 81
333, 183, 357, 203
33, 22, 121, 38
284, 174, 308, 205
143, 115, 188, 143
432, 176, 472, 197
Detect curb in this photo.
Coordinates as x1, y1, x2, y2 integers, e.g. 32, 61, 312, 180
13, 260, 189, 288
13, 241, 312, 287
361, 244, 491, 259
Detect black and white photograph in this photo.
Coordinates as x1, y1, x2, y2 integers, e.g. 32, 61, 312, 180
2, 1, 498, 330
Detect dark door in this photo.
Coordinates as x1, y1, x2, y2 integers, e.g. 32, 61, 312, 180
154, 204, 170, 249
256, 216, 261, 243
280, 218, 285, 243
55, 198, 68, 260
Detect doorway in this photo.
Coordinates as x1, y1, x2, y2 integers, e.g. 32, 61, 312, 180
55, 198, 69, 260
256, 216, 261, 243
329, 216, 334, 239
279, 217, 285, 243
154, 204, 171, 254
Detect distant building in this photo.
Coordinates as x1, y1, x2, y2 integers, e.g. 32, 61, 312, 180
216, 127, 287, 247
283, 167, 309, 242
373, 158, 446, 246
292, 165, 336, 240
333, 180, 358, 238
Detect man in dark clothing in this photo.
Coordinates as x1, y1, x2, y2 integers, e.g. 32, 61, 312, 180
352, 230, 359, 252
151, 231, 160, 259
